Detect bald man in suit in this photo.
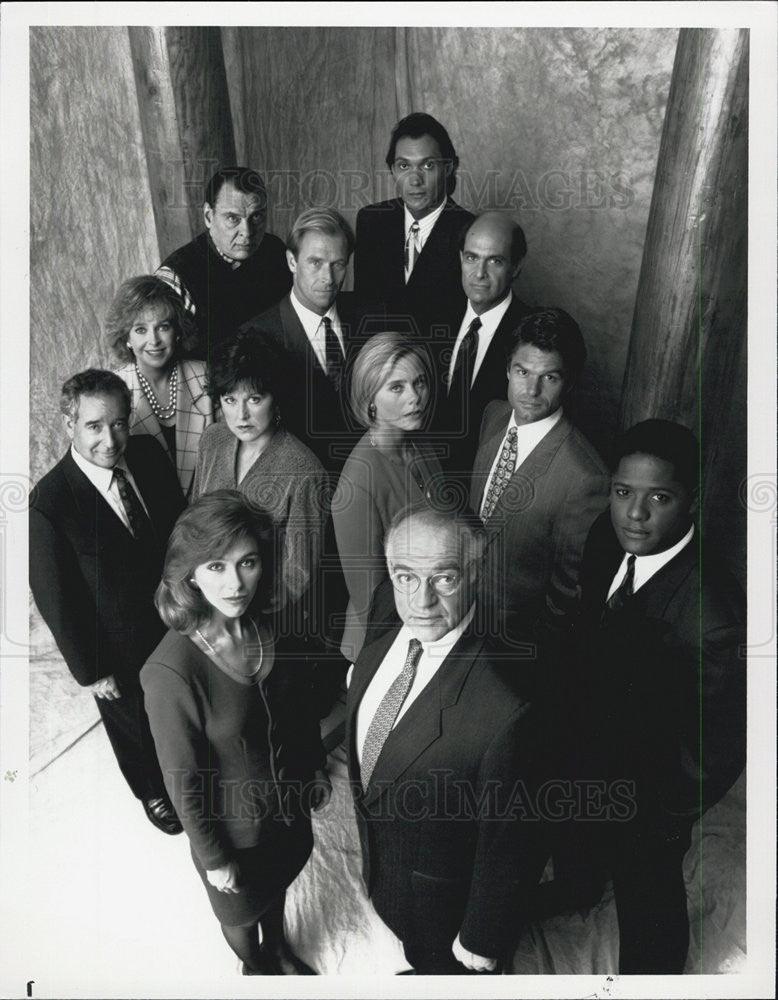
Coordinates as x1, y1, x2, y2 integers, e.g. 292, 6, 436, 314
346, 506, 546, 974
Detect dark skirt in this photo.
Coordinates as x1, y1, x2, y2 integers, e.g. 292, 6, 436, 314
191, 816, 313, 926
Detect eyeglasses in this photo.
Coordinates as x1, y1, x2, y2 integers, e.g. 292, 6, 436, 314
389, 569, 464, 597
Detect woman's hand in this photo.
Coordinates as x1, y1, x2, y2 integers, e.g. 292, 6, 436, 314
206, 860, 240, 893
310, 769, 332, 812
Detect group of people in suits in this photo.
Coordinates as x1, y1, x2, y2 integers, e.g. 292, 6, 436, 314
29, 110, 745, 976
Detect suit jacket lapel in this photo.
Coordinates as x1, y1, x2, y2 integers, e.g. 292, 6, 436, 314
409, 198, 459, 288
61, 451, 135, 545
175, 361, 211, 496
470, 403, 512, 510
384, 200, 406, 291
360, 630, 484, 808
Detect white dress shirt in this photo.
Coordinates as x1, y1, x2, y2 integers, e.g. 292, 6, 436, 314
351, 604, 476, 767
448, 292, 514, 389
290, 289, 345, 373
479, 407, 563, 518
70, 446, 150, 532
606, 525, 695, 599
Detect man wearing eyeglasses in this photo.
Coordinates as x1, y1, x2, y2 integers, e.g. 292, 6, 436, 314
345, 505, 545, 974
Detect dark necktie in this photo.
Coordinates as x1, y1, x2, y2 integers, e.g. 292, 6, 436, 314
322, 316, 343, 388
606, 554, 637, 611
361, 638, 423, 791
449, 316, 482, 396
113, 467, 153, 544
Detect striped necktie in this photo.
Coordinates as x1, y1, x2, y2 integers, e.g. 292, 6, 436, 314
404, 221, 421, 281
361, 638, 423, 791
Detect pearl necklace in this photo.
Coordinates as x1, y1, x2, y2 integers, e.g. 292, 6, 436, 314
136, 363, 178, 421
195, 618, 264, 680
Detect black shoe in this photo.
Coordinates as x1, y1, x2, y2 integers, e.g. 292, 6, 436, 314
261, 941, 317, 975
143, 796, 183, 835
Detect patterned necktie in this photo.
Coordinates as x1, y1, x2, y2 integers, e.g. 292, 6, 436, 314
112, 467, 153, 543
404, 221, 420, 280
361, 638, 423, 791
480, 426, 519, 521
606, 554, 637, 611
321, 316, 343, 388
449, 316, 482, 396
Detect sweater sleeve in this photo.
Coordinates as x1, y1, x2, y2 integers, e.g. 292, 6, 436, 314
141, 658, 230, 870
332, 463, 388, 651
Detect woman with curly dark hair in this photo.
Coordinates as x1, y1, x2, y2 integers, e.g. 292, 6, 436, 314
193, 333, 331, 627
106, 274, 213, 498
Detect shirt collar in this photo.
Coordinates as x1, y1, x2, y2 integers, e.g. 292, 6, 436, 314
206, 232, 243, 269
462, 290, 513, 336
70, 445, 129, 491
400, 602, 476, 662
290, 289, 339, 338
506, 405, 563, 441
403, 198, 447, 241
620, 524, 695, 582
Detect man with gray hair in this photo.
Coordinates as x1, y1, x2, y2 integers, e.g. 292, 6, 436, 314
29, 369, 185, 834
345, 504, 545, 974
237, 206, 359, 473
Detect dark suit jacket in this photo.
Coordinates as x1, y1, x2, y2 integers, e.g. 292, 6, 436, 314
345, 622, 545, 958
29, 438, 185, 687
470, 402, 609, 632
354, 197, 474, 342
435, 295, 531, 477
573, 513, 746, 821
237, 293, 362, 474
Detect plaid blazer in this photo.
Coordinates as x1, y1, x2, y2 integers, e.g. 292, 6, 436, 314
116, 360, 213, 498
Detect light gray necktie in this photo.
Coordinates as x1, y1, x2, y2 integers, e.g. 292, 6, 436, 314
361, 638, 423, 790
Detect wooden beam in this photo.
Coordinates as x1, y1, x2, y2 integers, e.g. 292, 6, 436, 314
128, 26, 237, 261
618, 28, 748, 433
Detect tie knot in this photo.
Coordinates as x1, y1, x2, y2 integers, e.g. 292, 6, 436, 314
407, 638, 423, 665
468, 317, 482, 335
112, 466, 127, 483
410, 221, 420, 235
321, 315, 333, 332
507, 426, 518, 443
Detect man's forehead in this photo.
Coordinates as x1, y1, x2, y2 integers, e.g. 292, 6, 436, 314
394, 134, 443, 159
213, 183, 266, 211
464, 222, 511, 256
386, 524, 462, 566
298, 230, 348, 257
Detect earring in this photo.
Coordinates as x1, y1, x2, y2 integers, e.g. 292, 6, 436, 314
189, 578, 199, 589
368, 403, 376, 420
274, 410, 281, 427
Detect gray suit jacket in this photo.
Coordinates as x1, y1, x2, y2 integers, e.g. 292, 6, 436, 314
470, 401, 609, 631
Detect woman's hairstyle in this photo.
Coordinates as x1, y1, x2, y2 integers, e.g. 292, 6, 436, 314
104, 275, 199, 366
155, 489, 276, 634
206, 333, 291, 415
348, 331, 433, 429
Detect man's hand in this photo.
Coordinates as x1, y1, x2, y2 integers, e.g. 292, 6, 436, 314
88, 675, 121, 700
206, 860, 240, 893
452, 932, 497, 972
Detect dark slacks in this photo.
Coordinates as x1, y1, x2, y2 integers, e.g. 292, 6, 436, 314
94, 680, 166, 800
611, 818, 694, 974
